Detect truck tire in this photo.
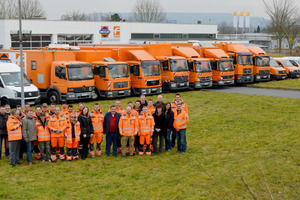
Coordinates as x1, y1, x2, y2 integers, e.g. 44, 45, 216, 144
48, 91, 60, 104
1, 98, 10, 106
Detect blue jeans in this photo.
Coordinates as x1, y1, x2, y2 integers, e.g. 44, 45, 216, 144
176, 129, 187, 153
25, 141, 34, 163
106, 133, 118, 156
0, 134, 9, 157
165, 129, 172, 150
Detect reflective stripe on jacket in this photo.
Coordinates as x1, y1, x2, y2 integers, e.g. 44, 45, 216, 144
90, 110, 104, 134
35, 119, 50, 142
171, 98, 188, 113
138, 113, 155, 136
65, 121, 81, 144
173, 110, 189, 131
48, 114, 67, 137
7, 115, 22, 141
119, 114, 138, 136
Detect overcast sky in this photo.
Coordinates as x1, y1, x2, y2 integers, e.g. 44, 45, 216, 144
41, 0, 300, 20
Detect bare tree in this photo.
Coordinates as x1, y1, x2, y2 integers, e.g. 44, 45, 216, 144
0, 0, 45, 19
131, 0, 166, 23
263, 0, 300, 52
218, 21, 234, 34
61, 10, 88, 21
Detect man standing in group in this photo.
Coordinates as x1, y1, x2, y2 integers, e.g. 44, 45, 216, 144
65, 105, 75, 121
22, 109, 37, 166
140, 95, 148, 108
173, 103, 189, 153
119, 106, 138, 157
104, 105, 121, 157
48, 107, 67, 162
138, 106, 154, 156
60, 102, 68, 116
5, 104, 11, 115
0, 106, 9, 159
7, 110, 22, 166
115, 99, 124, 114
147, 99, 155, 115
89, 103, 104, 157
42, 103, 49, 117
154, 95, 165, 107
36, 112, 51, 162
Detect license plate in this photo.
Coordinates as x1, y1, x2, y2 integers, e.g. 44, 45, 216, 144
204, 83, 209, 85
180, 83, 185, 86
263, 76, 267, 78
151, 88, 157, 91
118, 91, 125, 94
247, 76, 251, 79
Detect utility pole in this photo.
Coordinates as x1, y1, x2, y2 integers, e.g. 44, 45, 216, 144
18, 0, 25, 108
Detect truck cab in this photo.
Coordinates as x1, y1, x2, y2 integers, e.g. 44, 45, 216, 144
247, 46, 271, 82
0, 61, 40, 106
269, 58, 287, 80
92, 60, 131, 98
157, 56, 189, 90
274, 58, 300, 78
49, 61, 95, 103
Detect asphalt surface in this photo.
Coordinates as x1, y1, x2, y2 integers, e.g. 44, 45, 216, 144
202, 86, 300, 99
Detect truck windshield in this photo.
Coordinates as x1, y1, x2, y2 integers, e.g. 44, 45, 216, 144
270, 59, 280, 67
170, 59, 188, 72
219, 60, 234, 72
141, 63, 161, 77
256, 56, 270, 66
194, 61, 212, 73
68, 66, 94, 81
238, 55, 253, 65
281, 60, 294, 67
0, 72, 31, 86
108, 64, 129, 78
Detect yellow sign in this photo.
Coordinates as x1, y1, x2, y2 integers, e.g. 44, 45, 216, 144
240, 12, 244, 16
233, 11, 237, 16
246, 12, 250, 16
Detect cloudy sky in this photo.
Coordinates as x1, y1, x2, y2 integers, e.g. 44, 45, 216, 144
41, 0, 300, 20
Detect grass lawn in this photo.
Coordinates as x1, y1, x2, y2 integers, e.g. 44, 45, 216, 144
249, 78, 300, 90
0, 91, 299, 199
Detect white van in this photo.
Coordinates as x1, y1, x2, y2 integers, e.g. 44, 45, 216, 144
0, 61, 40, 107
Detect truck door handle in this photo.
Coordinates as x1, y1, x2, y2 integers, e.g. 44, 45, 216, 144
138, 77, 142, 79
104, 79, 109, 81
53, 82, 57, 83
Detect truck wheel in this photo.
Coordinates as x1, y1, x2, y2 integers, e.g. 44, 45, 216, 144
1, 98, 10, 106
48, 91, 60, 104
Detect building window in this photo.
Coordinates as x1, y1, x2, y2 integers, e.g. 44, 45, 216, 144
188, 34, 216, 39
131, 33, 154, 39
31, 61, 36, 70
160, 34, 182, 39
57, 34, 93, 46
11, 34, 52, 50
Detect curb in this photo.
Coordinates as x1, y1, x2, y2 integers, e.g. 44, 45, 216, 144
246, 86, 300, 91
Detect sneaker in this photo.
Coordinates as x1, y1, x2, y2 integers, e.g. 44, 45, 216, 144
98, 155, 103, 157
48, 159, 52, 162
91, 155, 95, 158
122, 155, 125, 158
41, 159, 46, 162
113, 154, 117, 157
28, 162, 32, 166
16, 161, 22, 165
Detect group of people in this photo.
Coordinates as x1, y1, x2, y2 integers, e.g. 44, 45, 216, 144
0, 93, 189, 167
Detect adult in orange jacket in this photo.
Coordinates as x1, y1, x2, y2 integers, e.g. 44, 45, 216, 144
173, 103, 189, 153
7, 110, 22, 166
138, 106, 154, 156
65, 113, 81, 161
119, 106, 138, 157
89, 103, 104, 157
35, 112, 51, 162
48, 107, 67, 162
147, 99, 155, 115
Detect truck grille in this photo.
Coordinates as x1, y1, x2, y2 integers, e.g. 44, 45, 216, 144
114, 81, 128, 89
222, 75, 234, 80
278, 71, 286, 74
199, 77, 211, 83
17, 91, 39, 98
73, 86, 91, 93
259, 70, 270, 75
147, 80, 160, 86
243, 68, 252, 74
174, 76, 188, 83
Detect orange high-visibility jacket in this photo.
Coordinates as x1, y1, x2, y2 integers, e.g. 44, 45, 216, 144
138, 113, 155, 136
7, 115, 22, 141
171, 98, 188, 113
65, 121, 81, 144
48, 114, 67, 137
35, 119, 50, 142
123, 109, 139, 118
147, 105, 155, 115
173, 110, 189, 131
90, 110, 104, 134
65, 111, 75, 121
119, 113, 138, 136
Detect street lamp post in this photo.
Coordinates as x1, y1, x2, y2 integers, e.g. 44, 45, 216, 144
18, 0, 25, 109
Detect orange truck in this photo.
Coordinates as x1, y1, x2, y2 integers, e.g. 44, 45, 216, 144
76, 50, 131, 98
274, 58, 300, 78
246, 46, 271, 82
172, 46, 212, 89
78, 45, 163, 95
269, 58, 288, 80
195, 47, 235, 86
0, 46, 95, 103
213, 43, 254, 84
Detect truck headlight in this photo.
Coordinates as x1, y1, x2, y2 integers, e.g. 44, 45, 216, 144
13, 90, 18, 98
256, 75, 261, 79
170, 83, 176, 87
220, 76, 223, 80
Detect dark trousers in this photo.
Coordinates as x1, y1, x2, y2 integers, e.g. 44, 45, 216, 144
80, 136, 90, 157
106, 132, 118, 156
165, 129, 172, 150
19, 139, 26, 159
39, 141, 51, 161
153, 134, 164, 153
171, 128, 176, 148
25, 141, 34, 163
9, 140, 21, 165
0, 134, 9, 157
176, 129, 187, 153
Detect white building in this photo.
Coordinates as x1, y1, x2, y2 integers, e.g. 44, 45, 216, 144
0, 19, 218, 50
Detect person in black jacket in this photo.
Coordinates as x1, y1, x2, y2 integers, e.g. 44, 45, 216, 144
0, 106, 9, 158
103, 105, 121, 157
152, 104, 166, 154
78, 106, 94, 160
164, 102, 174, 151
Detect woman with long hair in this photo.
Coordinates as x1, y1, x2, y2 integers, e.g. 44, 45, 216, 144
152, 104, 166, 154
78, 106, 93, 160
164, 102, 174, 151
